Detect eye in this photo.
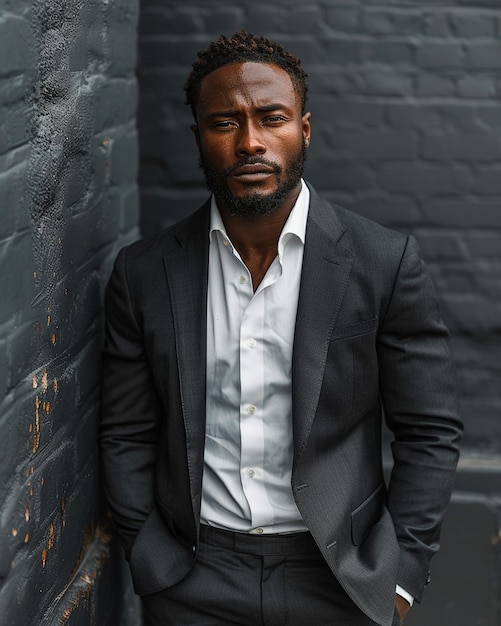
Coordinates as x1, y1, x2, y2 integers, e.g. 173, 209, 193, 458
212, 120, 238, 130
263, 115, 288, 124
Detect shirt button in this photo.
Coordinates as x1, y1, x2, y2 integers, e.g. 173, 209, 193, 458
238, 275, 246, 284
247, 405, 256, 414
256, 528, 264, 535
223, 239, 230, 246
247, 338, 256, 349
247, 469, 255, 477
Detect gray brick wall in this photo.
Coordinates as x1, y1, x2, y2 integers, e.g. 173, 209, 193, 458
138, 0, 501, 462
0, 0, 141, 623
138, 10, 501, 617
3, 1, 496, 622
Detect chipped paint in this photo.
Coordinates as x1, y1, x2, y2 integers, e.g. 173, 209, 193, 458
33, 395, 41, 453
41, 369, 48, 392
12, 528, 18, 537
47, 522, 113, 625
48, 523, 55, 550
42, 548, 47, 568
51, 333, 56, 345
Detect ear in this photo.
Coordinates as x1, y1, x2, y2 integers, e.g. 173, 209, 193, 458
302, 112, 311, 147
191, 124, 201, 150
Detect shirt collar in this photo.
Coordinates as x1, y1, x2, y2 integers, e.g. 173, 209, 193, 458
209, 179, 310, 255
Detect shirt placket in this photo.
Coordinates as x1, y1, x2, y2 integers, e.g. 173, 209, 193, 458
238, 261, 281, 533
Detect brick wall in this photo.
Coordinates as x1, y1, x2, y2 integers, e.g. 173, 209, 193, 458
138, 7, 501, 618
0, 0, 141, 623
2, 1, 496, 623
138, 0, 501, 461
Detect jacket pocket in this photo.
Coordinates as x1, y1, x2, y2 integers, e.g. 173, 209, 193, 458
331, 317, 378, 342
351, 483, 384, 546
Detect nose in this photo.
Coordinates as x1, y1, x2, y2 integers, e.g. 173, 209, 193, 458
235, 120, 266, 157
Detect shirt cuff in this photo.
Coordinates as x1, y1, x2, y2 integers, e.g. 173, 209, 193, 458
396, 585, 414, 607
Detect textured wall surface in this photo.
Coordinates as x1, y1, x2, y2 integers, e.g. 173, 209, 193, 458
0, 0, 141, 623
137, 3, 501, 622
138, 0, 501, 459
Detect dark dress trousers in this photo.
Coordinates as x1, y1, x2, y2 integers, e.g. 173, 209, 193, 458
100, 184, 462, 626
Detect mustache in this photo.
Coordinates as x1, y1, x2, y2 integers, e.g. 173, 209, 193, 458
223, 157, 282, 177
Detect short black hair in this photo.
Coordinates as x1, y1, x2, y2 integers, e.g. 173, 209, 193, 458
184, 30, 308, 119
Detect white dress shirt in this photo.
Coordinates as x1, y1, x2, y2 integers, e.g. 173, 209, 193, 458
201, 180, 310, 535
200, 179, 413, 606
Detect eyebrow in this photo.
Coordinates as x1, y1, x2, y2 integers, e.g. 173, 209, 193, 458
256, 104, 290, 113
206, 104, 291, 120
206, 110, 239, 119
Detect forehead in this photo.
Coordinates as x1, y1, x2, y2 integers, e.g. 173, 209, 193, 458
197, 61, 299, 113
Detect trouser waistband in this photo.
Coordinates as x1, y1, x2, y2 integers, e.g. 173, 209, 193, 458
199, 524, 319, 556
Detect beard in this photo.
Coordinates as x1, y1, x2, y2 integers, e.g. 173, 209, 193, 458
199, 143, 308, 217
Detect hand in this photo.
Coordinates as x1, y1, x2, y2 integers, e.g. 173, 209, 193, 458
395, 594, 411, 624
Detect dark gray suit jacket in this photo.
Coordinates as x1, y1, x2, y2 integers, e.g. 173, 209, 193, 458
100, 185, 462, 626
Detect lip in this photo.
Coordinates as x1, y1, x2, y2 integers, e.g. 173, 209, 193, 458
232, 163, 275, 179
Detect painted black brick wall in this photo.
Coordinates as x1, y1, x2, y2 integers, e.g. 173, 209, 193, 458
137, 0, 501, 460
1, 1, 499, 624
0, 0, 141, 623
137, 4, 501, 622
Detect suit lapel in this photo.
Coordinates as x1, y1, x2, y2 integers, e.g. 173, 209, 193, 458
292, 190, 354, 461
163, 203, 210, 514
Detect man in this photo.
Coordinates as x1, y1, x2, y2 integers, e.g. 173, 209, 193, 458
100, 31, 462, 626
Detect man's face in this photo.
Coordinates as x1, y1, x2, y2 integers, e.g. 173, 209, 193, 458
193, 62, 311, 217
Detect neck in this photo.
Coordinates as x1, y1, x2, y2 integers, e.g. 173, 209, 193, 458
216, 184, 301, 290
217, 183, 301, 254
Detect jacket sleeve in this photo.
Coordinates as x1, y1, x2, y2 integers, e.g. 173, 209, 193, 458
99, 246, 161, 559
377, 235, 463, 601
